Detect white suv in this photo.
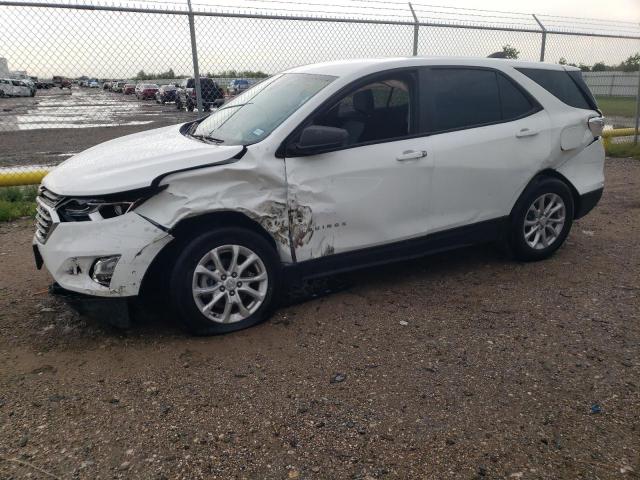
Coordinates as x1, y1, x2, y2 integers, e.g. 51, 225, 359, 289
34, 57, 605, 334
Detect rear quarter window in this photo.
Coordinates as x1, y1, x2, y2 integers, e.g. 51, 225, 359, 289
517, 68, 595, 110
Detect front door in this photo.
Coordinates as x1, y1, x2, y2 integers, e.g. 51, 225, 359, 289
284, 70, 434, 262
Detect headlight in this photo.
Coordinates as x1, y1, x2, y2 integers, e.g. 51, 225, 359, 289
59, 199, 136, 221
57, 187, 163, 222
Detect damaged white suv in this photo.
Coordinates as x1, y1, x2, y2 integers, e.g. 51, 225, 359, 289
34, 57, 605, 334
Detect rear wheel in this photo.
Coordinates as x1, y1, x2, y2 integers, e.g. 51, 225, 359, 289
509, 177, 574, 261
170, 228, 280, 335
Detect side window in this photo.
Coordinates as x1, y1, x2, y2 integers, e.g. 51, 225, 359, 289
517, 68, 592, 110
427, 68, 501, 132
311, 74, 414, 146
497, 74, 535, 120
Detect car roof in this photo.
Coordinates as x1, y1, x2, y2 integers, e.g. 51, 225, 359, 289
285, 56, 578, 78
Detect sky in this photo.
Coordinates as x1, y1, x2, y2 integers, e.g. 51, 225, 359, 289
0, 0, 639, 78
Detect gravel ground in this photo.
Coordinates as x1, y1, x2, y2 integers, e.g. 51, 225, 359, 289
0, 158, 639, 479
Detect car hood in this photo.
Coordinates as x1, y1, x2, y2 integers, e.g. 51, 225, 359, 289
43, 124, 244, 196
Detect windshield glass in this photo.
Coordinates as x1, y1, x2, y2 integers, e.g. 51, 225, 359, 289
192, 73, 335, 146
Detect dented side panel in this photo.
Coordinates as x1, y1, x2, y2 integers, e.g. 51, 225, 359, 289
136, 148, 293, 263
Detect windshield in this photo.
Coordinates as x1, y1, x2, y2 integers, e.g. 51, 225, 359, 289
192, 73, 335, 146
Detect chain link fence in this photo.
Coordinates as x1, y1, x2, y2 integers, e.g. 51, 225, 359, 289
0, 0, 639, 186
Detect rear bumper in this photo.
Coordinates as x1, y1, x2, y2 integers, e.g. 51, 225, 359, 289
575, 187, 603, 219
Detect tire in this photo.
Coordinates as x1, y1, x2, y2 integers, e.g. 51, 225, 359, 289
169, 227, 281, 335
509, 177, 574, 262
176, 98, 182, 110
186, 102, 194, 112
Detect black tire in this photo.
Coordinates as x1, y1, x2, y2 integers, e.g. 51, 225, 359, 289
186, 102, 194, 112
509, 177, 574, 262
176, 98, 182, 110
169, 227, 281, 335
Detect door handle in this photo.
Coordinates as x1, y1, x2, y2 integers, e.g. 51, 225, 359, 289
396, 150, 427, 161
516, 128, 539, 138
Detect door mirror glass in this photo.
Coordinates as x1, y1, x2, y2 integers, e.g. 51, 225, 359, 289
296, 125, 348, 154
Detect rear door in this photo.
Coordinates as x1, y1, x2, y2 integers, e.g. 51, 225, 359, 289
422, 67, 551, 231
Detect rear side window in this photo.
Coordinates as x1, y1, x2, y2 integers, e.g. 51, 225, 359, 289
517, 68, 594, 110
428, 69, 501, 131
498, 74, 535, 120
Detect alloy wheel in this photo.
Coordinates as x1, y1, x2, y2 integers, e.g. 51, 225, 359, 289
191, 244, 268, 324
523, 193, 566, 250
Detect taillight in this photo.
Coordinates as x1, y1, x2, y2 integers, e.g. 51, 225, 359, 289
588, 116, 605, 137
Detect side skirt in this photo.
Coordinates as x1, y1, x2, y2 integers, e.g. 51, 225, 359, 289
283, 216, 508, 283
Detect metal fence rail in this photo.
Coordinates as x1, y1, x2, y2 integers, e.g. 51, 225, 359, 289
0, 0, 639, 186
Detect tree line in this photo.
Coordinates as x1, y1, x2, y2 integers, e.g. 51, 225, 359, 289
499, 45, 640, 72
134, 68, 269, 80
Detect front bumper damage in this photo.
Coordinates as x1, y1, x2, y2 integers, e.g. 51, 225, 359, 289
34, 211, 173, 297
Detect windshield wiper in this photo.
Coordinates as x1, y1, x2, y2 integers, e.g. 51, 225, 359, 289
190, 133, 225, 144
216, 102, 252, 112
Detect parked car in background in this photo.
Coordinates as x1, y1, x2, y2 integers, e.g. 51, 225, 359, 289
6, 79, 33, 97
176, 77, 224, 112
37, 80, 54, 89
155, 84, 177, 104
0, 78, 14, 97
227, 79, 250, 96
103, 81, 112, 90
112, 81, 126, 93
60, 79, 72, 90
89, 80, 100, 88
137, 84, 160, 100
123, 83, 136, 95
32, 58, 606, 335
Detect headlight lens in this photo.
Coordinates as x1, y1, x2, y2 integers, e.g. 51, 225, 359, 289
59, 199, 136, 221
55, 186, 164, 222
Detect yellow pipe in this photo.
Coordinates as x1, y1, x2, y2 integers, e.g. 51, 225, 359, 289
0, 168, 51, 187
602, 128, 639, 138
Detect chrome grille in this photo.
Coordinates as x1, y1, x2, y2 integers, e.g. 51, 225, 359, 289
35, 187, 62, 243
38, 186, 61, 207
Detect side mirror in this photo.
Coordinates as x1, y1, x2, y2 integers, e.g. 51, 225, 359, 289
294, 125, 348, 156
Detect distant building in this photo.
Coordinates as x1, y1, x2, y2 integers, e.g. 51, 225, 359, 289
0, 58, 9, 77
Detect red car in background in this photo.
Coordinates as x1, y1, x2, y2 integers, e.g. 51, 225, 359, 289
123, 83, 135, 95
136, 83, 159, 100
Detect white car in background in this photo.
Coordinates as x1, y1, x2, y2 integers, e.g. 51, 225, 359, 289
0, 78, 32, 97
89, 80, 100, 88
34, 57, 605, 335
0, 78, 13, 96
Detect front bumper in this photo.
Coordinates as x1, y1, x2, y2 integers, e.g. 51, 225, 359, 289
34, 211, 173, 297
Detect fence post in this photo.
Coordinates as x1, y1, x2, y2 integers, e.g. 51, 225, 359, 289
532, 14, 546, 62
408, 2, 419, 56
634, 64, 640, 145
186, 0, 203, 113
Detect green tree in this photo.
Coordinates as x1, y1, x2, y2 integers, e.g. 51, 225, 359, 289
591, 62, 607, 72
619, 53, 640, 72
501, 44, 519, 59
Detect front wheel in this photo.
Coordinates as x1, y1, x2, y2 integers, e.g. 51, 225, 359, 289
170, 228, 280, 335
509, 177, 574, 262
